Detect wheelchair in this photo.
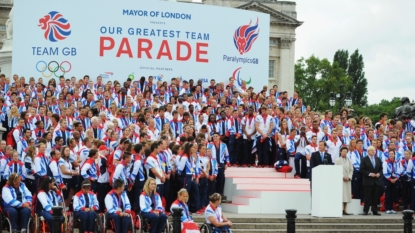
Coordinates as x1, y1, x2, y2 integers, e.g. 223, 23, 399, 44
103, 211, 136, 233
200, 223, 231, 233
66, 197, 105, 233
33, 193, 68, 233
67, 211, 105, 233
0, 195, 35, 233
136, 212, 172, 233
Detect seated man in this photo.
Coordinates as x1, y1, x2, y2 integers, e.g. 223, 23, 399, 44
73, 180, 99, 232
105, 179, 132, 233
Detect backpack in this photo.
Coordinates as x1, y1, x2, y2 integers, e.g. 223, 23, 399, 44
107, 151, 116, 175
6, 128, 16, 148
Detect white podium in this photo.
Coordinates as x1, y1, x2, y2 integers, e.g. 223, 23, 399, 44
311, 165, 342, 217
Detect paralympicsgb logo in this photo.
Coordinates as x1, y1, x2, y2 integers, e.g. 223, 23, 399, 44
38, 11, 71, 42
233, 18, 260, 55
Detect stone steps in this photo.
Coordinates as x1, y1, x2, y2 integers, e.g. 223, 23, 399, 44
186, 216, 405, 233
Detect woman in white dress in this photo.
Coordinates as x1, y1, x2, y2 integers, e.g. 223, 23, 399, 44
335, 147, 353, 215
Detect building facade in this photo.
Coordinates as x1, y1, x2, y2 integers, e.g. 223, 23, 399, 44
0, 0, 12, 49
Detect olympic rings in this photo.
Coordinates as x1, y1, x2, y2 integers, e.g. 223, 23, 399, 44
35, 60, 72, 78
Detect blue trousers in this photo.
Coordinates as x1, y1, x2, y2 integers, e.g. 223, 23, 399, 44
384, 179, 398, 211
208, 179, 216, 198
294, 152, 307, 178
180, 175, 200, 212
108, 213, 131, 233
352, 170, 364, 202
141, 212, 167, 233
402, 179, 411, 209
3, 207, 31, 230
228, 135, 236, 164
216, 166, 225, 195
256, 137, 270, 165
213, 225, 231, 233
75, 211, 96, 232
38, 210, 64, 233
199, 177, 209, 207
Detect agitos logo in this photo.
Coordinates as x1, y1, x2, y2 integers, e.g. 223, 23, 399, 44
233, 18, 260, 55
38, 11, 71, 42
232, 67, 252, 86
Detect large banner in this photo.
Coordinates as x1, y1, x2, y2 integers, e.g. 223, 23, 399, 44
13, 0, 270, 91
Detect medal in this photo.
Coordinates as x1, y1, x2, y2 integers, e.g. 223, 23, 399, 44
190, 168, 194, 172
162, 163, 166, 167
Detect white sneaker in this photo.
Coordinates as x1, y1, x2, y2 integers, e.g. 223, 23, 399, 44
386, 210, 392, 214
391, 210, 397, 214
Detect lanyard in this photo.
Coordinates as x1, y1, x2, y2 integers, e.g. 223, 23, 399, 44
118, 194, 122, 208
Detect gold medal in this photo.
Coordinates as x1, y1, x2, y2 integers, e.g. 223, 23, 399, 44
190, 168, 194, 172
162, 163, 166, 167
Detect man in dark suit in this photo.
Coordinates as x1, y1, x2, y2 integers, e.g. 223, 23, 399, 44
360, 146, 382, 215
310, 141, 333, 182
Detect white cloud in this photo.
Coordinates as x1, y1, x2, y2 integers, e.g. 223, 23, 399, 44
292, 0, 415, 104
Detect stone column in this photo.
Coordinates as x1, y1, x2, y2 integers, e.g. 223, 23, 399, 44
0, 0, 13, 78
278, 38, 293, 94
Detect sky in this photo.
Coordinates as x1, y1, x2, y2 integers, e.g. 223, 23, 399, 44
291, 0, 415, 104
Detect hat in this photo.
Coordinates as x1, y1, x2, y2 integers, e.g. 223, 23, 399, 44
99, 145, 108, 151
82, 180, 91, 187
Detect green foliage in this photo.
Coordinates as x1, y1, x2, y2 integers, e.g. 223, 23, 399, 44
348, 50, 368, 106
352, 97, 401, 122
294, 55, 352, 111
295, 49, 369, 113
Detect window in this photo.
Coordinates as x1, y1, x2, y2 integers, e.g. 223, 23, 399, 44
269, 39, 276, 46
269, 60, 275, 78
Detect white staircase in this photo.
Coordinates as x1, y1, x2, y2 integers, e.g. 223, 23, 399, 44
222, 167, 311, 214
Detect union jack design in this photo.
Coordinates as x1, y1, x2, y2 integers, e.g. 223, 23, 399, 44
38, 11, 71, 42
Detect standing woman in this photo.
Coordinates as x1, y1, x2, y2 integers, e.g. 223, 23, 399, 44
275, 119, 289, 164
347, 139, 357, 160
198, 143, 210, 210
139, 177, 167, 233
383, 150, 400, 214
60, 146, 79, 209
335, 147, 353, 215
24, 145, 36, 194
81, 149, 99, 192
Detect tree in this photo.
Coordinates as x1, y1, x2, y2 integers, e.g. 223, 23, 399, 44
295, 49, 368, 112
348, 49, 368, 106
333, 49, 349, 71
295, 55, 351, 111
353, 97, 401, 122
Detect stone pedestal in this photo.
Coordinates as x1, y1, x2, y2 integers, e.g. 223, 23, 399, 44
0, 122, 6, 140
0, 39, 12, 78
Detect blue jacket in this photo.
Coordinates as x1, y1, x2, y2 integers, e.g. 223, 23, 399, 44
2, 183, 32, 208
105, 190, 131, 214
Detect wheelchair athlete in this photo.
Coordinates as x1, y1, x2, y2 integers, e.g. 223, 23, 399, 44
37, 176, 65, 233
171, 188, 199, 232
2, 173, 32, 233
204, 193, 232, 233
105, 179, 132, 233
140, 177, 167, 233
73, 180, 99, 233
